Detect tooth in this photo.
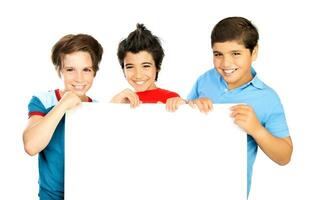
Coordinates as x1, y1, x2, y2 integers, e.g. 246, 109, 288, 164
136, 81, 144, 85
74, 85, 84, 89
224, 69, 234, 74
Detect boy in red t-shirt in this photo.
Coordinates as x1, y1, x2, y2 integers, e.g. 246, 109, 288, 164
111, 24, 179, 107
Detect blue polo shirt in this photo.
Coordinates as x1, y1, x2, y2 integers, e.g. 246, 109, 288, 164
187, 67, 289, 195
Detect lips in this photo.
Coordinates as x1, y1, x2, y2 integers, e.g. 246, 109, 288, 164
72, 84, 86, 91
134, 81, 145, 85
222, 68, 238, 75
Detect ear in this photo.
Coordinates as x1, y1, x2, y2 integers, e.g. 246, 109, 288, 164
252, 45, 258, 61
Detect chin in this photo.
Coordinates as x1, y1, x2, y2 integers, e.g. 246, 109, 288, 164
133, 85, 146, 92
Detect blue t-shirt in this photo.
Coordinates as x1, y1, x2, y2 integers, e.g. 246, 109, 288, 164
28, 89, 92, 200
187, 67, 289, 195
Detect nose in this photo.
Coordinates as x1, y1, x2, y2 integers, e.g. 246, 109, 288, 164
75, 71, 84, 82
135, 68, 143, 79
222, 56, 232, 69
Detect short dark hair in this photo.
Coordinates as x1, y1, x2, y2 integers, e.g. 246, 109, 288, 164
117, 24, 164, 80
211, 17, 259, 53
51, 34, 103, 77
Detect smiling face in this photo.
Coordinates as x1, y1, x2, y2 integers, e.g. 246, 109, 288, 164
123, 51, 158, 92
213, 40, 258, 90
60, 51, 94, 99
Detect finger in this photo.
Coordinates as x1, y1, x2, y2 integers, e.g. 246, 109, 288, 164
201, 99, 212, 113
195, 100, 209, 113
127, 93, 140, 108
230, 104, 251, 111
233, 113, 248, 121
204, 101, 212, 113
171, 98, 185, 112
133, 93, 141, 108
206, 99, 213, 111
165, 99, 172, 112
230, 108, 249, 117
188, 100, 196, 109
172, 99, 179, 112
166, 98, 177, 112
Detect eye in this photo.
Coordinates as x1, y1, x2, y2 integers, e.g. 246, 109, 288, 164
83, 68, 93, 72
125, 65, 133, 69
232, 52, 241, 56
65, 67, 74, 72
143, 64, 151, 68
213, 52, 222, 57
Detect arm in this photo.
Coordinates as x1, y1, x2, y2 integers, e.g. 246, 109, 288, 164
231, 104, 293, 165
23, 91, 81, 156
110, 88, 140, 108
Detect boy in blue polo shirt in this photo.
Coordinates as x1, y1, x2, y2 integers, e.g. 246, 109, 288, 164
167, 17, 293, 196
22, 34, 103, 200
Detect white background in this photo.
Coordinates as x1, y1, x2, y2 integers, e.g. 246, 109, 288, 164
0, 0, 308, 199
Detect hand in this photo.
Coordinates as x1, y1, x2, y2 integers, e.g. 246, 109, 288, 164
166, 97, 186, 112
59, 91, 82, 110
188, 98, 213, 113
230, 104, 263, 136
111, 88, 140, 108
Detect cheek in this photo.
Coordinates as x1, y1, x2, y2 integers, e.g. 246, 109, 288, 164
62, 75, 72, 84
213, 57, 221, 65
235, 59, 248, 69
213, 60, 221, 69
147, 70, 157, 80
86, 75, 95, 83
124, 72, 133, 81
88, 78, 94, 84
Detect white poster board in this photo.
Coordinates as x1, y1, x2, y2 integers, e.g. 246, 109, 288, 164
65, 103, 246, 199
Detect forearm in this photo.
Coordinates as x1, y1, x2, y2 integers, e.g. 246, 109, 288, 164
23, 103, 67, 156
252, 127, 293, 165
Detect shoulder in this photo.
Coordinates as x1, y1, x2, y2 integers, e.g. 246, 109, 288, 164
254, 79, 282, 102
250, 79, 286, 120
198, 68, 217, 78
30, 90, 58, 109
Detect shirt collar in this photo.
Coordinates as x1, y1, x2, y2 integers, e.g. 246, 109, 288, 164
249, 68, 265, 89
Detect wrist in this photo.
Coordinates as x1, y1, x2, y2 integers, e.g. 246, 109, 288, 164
250, 124, 265, 138
57, 99, 71, 112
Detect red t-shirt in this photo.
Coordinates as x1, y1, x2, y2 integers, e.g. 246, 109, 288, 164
136, 88, 180, 103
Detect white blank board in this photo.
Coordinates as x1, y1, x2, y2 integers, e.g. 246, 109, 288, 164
65, 103, 246, 199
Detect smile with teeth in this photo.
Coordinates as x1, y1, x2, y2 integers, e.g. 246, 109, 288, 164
73, 84, 86, 90
135, 81, 146, 85
223, 68, 238, 75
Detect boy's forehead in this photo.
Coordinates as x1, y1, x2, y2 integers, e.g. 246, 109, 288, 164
212, 40, 247, 51
125, 51, 154, 61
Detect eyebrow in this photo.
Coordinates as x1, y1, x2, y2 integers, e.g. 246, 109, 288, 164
125, 62, 153, 67
213, 50, 242, 54
63, 66, 93, 69
141, 62, 153, 65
